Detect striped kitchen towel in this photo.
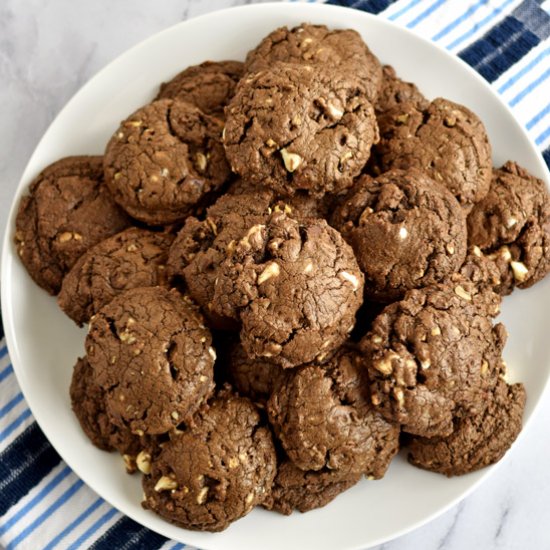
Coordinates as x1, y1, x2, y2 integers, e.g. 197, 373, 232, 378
1, 1, 549, 548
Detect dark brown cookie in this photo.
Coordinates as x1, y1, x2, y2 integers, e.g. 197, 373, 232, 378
224, 63, 379, 197
86, 287, 215, 435
14, 156, 131, 295
360, 281, 506, 438
374, 98, 492, 211
142, 390, 276, 532
332, 169, 467, 302
267, 347, 399, 475
244, 24, 382, 103
467, 161, 550, 294
212, 212, 364, 368
407, 379, 526, 476
157, 60, 244, 119
375, 65, 428, 115
103, 99, 230, 225
70, 356, 153, 473
58, 228, 174, 326
167, 188, 327, 328
262, 460, 361, 515
227, 342, 287, 405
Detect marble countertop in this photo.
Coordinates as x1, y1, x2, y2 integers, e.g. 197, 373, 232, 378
1, 1, 549, 549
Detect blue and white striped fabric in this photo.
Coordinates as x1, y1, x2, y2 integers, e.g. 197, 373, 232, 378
1, 1, 549, 548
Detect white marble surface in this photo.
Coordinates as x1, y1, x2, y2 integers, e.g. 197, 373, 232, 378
1, 1, 549, 549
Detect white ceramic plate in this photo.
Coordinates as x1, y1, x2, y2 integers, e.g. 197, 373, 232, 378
2, 3, 550, 550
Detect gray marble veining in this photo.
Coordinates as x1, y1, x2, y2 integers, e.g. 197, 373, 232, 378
1, 1, 549, 549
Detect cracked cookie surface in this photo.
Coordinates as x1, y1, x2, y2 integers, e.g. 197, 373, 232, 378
407, 379, 525, 476
374, 98, 492, 211
14, 156, 131, 295
157, 60, 244, 119
375, 65, 428, 115
212, 211, 364, 367
104, 99, 230, 225
467, 161, 550, 294
86, 287, 215, 435
224, 63, 378, 197
267, 347, 399, 475
360, 281, 506, 438
58, 227, 174, 326
332, 169, 467, 302
142, 389, 276, 532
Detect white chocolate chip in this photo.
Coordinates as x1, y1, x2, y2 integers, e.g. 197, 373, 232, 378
393, 387, 405, 406
371, 335, 383, 345
228, 457, 239, 469
171, 411, 179, 421
58, 232, 73, 243
420, 359, 431, 370
136, 451, 152, 475
510, 261, 528, 282
154, 476, 178, 492
245, 492, 254, 504
126, 244, 138, 252
446, 244, 455, 254
303, 261, 314, 274
454, 285, 471, 301
481, 360, 489, 376
399, 226, 408, 240
195, 152, 208, 172
472, 245, 482, 257
327, 103, 344, 119
208, 347, 217, 361
197, 487, 209, 504
280, 148, 302, 172
266, 138, 277, 148
117, 131, 124, 139
161, 168, 169, 177
127, 120, 142, 127
122, 454, 135, 472
506, 217, 517, 228
338, 271, 360, 291
373, 351, 399, 375
258, 262, 280, 284
431, 326, 441, 336
199, 375, 209, 383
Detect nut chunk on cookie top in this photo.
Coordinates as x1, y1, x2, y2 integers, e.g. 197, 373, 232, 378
86, 287, 215, 435
331, 169, 467, 302
467, 161, 550, 295
14, 155, 131, 295
104, 99, 230, 225
360, 281, 506, 438
244, 24, 382, 103
142, 389, 276, 532
224, 63, 379, 197
212, 211, 364, 368
407, 379, 526, 476
267, 347, 399, 476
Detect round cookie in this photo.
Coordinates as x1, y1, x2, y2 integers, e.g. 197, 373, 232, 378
142, 389, 276, 532
407, 379, 526, 476
227, 342, 287, 405
331, 169, 467, 302
360, 281, 506, 438
70, 356, 152, 473
374, 98, 492, 211
157, 60, 244, 119
267, 347, 399, 475
212, 211, 364, 368
375, 65, 428, 115
58, 228, 174, 326
14, 156, 131, 295
467, 161, 550, 294
224, 63, 379, 197
104, 99, 230, 225
262, 460, 361, 516
86, 287, 215, 435
244, 24, 382, 103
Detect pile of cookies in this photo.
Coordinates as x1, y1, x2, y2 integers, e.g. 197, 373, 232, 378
14, 23, 550, 532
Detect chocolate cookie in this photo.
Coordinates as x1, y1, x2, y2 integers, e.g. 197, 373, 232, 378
14, 156, 131, 295
58, 228, 174, 326
262, 460, 361, 515
467, 161, 550, 294
332, 169, 467, 302
212, 212, 364, 368
244, 24, 382, 103
104, 99, 230, 225
454, 246, 502, 293
142, 390, 276, 532
408, 379, 526, 476
267, 347, 399, 475
224, 63, 379, 197
157, 60, 244, 119
375, 65, 428, 115
167, 188, 326, 328
70, 356, 152, 473
227, 342, 287, 405
86, 287, 215, 435
374, 98, 492, 211
360, 281, 506, 438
